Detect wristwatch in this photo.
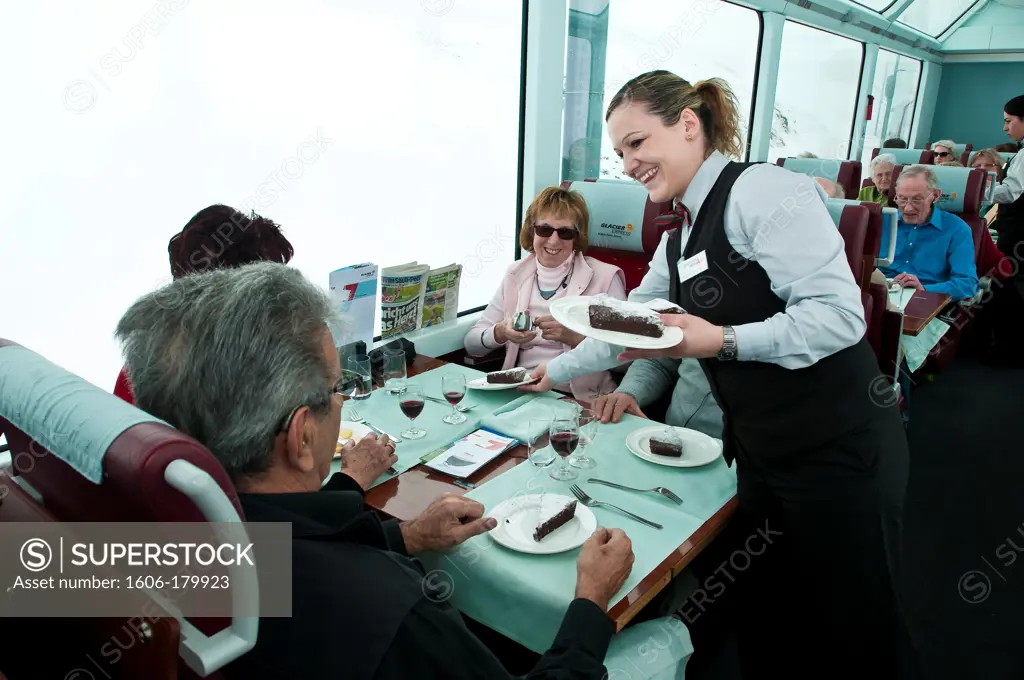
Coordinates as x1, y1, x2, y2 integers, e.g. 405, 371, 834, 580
716, 326, 737, 361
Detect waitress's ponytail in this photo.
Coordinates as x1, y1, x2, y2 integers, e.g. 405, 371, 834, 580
694, 79, 744, 159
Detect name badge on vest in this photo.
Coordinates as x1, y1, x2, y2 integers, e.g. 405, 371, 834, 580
677, 251, 709, 283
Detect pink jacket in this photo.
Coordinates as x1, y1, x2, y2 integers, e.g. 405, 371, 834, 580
465, 252, 627, 401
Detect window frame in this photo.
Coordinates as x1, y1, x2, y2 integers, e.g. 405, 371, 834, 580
897, 0, 983, 38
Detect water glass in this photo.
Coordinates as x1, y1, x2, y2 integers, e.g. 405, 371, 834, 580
441, 373, 467, 425
527, 418, 555, 467
344, 354, 372, 423
398, 384, 426, 440
570, 408, 597, 469
384, 348, 407, 394
548, 418, 579, 481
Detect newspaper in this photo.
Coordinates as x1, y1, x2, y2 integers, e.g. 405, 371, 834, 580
380, 262, 462, 340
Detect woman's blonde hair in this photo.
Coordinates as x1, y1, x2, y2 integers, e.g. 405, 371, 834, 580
969, 148, 1005, 180
519, 186, 589, 253
605, 70, 745, 159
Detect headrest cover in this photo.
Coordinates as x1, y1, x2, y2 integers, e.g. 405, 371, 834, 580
0, 345, 167, 483
883, 149, 932, 165
920, 165, 982, 214
780, 157, 845, 182
998, 151, 1017, 164
564, 181, 648, 253
825, 201, 848, 227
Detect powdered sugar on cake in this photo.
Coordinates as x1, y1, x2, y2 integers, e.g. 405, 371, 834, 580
588, 294, 666, 329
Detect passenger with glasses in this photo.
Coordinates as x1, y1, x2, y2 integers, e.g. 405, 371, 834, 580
878, 165, 979, 301
464, 186, 627, 400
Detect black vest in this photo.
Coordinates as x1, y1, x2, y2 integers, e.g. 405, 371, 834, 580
666, 161, 894, 466
994, 155, 1024, 283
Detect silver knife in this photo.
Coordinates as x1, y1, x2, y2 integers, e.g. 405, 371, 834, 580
364, 420, 402, 445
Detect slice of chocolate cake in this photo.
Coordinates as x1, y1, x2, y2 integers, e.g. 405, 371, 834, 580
649, 435, 683, 457
533, 500, 577, 541
486, 367, 528, 384
588, 296, 665, 338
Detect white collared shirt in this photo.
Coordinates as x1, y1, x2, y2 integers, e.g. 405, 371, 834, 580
992, 151, 1023, 204
547, 151, 866, 378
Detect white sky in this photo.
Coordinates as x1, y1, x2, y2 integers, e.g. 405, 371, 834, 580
0, 0, 522, 390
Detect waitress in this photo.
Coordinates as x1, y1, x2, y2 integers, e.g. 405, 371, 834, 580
524, 70, 916, 678
976, 93, 1024, 365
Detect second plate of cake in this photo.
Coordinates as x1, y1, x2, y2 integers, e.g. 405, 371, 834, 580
487, 494, 597, 554
548, 295, 684, 349
467, 367, 540, 390
625, 425, 722, 467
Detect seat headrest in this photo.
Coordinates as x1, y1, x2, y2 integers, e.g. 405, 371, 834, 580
560, 179, 671, 254
998, 151, 1017, 165
777, 158, 861, 200
890, 164, 985, 215
0, 340, 165, 484
872, 148, 935, 165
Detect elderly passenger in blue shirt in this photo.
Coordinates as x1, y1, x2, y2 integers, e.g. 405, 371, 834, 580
879, 165, 979, 300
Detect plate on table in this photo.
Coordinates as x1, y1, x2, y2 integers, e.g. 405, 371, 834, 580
488, 493, 596, 554
467, 374, 540, 390
548, 296, 683, 350
625, 426, 722, 468
334, 421, 373, 457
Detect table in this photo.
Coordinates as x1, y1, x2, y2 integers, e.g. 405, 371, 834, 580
902, 290, 952, 336
363, 354, 738, 631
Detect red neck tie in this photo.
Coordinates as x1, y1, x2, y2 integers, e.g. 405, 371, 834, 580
654, 201, 691, 231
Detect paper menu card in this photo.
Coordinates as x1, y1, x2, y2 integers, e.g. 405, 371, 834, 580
422, 429, 519, 479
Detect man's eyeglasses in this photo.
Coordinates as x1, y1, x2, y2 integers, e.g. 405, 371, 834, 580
278, 377, 345, 433
534, 225, 578, 240
893, 195, 929, 207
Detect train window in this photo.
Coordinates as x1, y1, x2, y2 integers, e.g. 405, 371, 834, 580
0, 0, 524, 388
770, 21, 864, 163
563, 0, 761, 182
861, 50, 922, 169
898, 0, 980, 37
850, 0, 896, 10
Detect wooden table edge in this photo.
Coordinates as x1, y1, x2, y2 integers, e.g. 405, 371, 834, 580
901, 292, 952, 336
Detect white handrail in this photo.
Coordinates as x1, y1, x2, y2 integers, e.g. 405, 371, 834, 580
162, 459, 259, 676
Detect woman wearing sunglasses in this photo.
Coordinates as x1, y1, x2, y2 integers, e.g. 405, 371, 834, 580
464, 186, 626, 400
931, 138, 958, 163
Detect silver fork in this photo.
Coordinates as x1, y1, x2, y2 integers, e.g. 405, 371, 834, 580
587, 478, 682, 505
569, 484, 663, 530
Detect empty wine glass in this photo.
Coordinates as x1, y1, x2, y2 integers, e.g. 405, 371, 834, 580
548, 418, 579, 481
399, 384, 426, 440
528, 418, 555, 467
343, 354, 372, 423
441, 373, 467, 424
384, 348, 407, 394
570, 408, 597, 469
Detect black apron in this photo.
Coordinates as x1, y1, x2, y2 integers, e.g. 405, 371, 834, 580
664, 161, 918, 679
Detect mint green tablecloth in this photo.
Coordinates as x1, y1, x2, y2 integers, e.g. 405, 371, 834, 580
328, 363, 526, 488
417, 413, 737, 654
479, 393, 580, 443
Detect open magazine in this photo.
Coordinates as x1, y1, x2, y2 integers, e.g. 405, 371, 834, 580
380, 262, 462, 339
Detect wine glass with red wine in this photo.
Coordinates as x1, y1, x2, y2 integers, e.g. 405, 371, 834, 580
548, 418, 579, 481
441, 373, 467, 425
399, 384, 427, 440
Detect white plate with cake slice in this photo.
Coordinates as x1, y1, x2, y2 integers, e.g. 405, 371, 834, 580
625, 426, 722, 468
467, 368, 541, 390
548, 296, 684, 349
488, 494, 597, 554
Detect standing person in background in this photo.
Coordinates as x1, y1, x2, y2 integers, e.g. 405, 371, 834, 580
975, 95, 1024, 366
113, 204, 295, 404
522, 70, 918, 679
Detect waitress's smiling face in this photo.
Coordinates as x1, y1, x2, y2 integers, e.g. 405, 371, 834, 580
608, 102, 705, 203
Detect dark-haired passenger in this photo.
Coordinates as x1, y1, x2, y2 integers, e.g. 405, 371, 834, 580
113, 205, 294, 404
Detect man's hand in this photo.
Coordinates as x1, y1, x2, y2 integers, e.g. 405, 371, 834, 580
519, 362, 554, 392
574, 527, 635, 611
893, 273, 924, 290
617, 314, 724, 361
493, 318, 537, 346
340, 434, 397, 490
399, 494, 498, 554
533, 315, 585, 347
592, 392, 647, 424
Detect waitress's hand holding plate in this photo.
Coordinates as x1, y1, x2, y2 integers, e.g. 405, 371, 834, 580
341, 433, 398, 490
617, 314, 725, 361
518, 363, 554, 393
